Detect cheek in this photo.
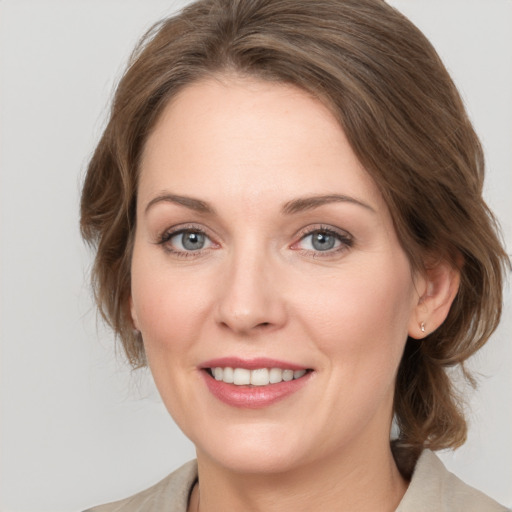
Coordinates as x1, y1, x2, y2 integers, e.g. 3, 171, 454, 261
130, 253, 213, 358
293, 255, 416, 364
130, 258, 212, 423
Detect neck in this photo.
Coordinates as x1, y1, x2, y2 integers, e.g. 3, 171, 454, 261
190, 440, 408, 512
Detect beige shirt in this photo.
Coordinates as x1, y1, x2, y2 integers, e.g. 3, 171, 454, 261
85, 450, 509, 511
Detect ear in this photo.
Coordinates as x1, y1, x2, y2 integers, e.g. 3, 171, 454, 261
408, 258, 461, 339
129, 296, 140, 331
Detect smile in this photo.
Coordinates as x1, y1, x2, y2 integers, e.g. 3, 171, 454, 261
201, 359, 313, 408
209, 367, 308, 386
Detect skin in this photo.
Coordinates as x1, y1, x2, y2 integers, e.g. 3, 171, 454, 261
130, 76, 459, 512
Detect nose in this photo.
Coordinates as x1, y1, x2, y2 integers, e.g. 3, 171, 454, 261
214, 246, 288, 336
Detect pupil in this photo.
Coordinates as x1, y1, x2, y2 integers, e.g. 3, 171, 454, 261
182, 232, 205, 250
312, 232, 335, 251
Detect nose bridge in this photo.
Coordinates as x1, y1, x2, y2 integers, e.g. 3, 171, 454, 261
215, 236, 286, 334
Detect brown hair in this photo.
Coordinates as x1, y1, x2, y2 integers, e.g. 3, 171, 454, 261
80, 0, 509, 472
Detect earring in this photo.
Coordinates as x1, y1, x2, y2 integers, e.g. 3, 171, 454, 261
420, 322, 426, 333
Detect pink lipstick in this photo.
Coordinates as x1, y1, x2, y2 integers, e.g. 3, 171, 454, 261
200, 358, 312, 409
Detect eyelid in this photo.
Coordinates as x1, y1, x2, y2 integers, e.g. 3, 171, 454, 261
294, 223, 352, 241
156, 223, 219, 256
154, 222, 352, 257
291, 224, 353, 254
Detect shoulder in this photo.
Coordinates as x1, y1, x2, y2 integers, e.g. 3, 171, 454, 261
83, 460, 198, 512
396, 450, 509, 512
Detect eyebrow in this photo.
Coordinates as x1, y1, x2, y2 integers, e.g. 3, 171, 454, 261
282, 194, 375, 215
144, 192, 375, 216
144, 193, 215, 215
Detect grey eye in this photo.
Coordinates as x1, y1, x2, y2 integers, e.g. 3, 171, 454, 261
296, 229, 350, 253
310, 231, 337, 251
171, 231, 209, 251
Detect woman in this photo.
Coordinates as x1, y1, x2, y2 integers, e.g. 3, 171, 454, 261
81, 0, 509, 510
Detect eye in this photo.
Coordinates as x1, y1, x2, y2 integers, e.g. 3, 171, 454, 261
158, 227, 214, 255
293, 227, 352, 255
301, 231, 339, 251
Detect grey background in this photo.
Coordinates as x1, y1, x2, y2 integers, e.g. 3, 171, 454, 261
0, 1, 510, 510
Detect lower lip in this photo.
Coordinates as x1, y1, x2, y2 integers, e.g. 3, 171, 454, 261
202, 371, 312, 409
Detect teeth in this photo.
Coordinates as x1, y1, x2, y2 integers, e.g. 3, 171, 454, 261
250, 368, 269, 386
269, 367, 283, 384
233, 368, 251, 385
294, 369, 307, 379
282, 369, 294, 381
211, 367, 308, 386
223, 367, 234, 383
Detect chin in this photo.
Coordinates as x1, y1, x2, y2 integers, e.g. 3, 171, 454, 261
193, 423, 311, 475
202, 447, 304, 476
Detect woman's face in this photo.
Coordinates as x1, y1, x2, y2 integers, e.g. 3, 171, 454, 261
130, 76, 424, 474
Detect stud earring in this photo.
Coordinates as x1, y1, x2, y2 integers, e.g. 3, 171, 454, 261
420, 322, 426, 333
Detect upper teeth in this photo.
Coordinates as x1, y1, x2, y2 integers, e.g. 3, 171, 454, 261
212, 367, 307, 386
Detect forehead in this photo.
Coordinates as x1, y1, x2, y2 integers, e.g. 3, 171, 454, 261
138, 76, 385, 213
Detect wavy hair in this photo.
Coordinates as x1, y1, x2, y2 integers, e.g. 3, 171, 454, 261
80, 0, 509, 473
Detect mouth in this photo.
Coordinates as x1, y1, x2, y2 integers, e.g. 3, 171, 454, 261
205, 367, 310, 386
200, 358, 313, 408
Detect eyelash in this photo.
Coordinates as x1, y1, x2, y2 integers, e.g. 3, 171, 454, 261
292, 224, 353, 258
156, 224, 215, 258
156, 224, 353, 259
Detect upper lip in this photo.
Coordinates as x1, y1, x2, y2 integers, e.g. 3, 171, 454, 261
200, 357, 309, 371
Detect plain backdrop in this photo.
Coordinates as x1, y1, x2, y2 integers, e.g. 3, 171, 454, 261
0, 1, 510, 510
